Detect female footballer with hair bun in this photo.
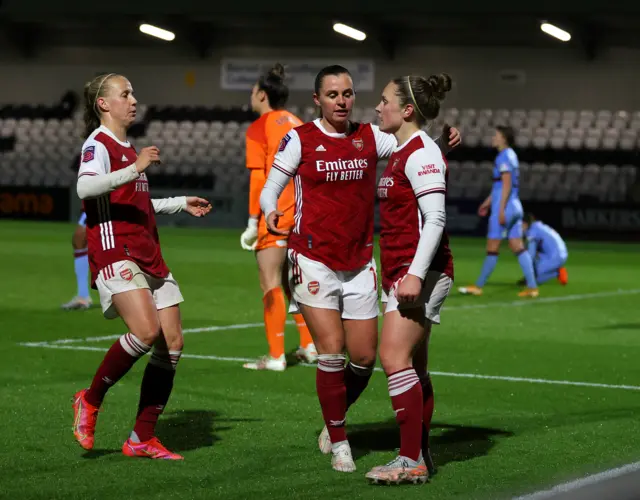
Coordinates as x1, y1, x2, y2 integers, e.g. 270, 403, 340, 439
367, 72, 454, 484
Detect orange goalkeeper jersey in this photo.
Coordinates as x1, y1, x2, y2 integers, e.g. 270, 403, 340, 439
245, 110, 302, 220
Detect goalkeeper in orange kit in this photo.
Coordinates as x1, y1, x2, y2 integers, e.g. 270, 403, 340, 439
240, 63, 317, 371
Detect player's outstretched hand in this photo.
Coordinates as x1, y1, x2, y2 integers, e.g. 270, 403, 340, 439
185, 197, 212, 217
396, 274, 423, 304
136, 146, 161, 173
266, 210, 289, 236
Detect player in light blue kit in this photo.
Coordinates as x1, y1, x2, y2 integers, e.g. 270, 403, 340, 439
61, 211, 93, 310
458, 126, 539, 297
519, 213, 569, 286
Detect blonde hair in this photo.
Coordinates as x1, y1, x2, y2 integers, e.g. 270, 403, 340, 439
83, 73, 118, 137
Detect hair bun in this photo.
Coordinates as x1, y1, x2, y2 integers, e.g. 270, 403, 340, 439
425, 73, 452, 101
267, 63, 286, 83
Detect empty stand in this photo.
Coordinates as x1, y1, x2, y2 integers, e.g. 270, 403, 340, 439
0, 103, 637, 202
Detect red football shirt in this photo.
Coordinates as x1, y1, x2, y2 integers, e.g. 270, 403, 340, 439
378, 131, 454, 292
78, 126, 170, 287
272, 119, 396, 271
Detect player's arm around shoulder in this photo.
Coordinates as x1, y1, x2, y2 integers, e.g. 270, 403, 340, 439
434, 123, 462, 155
370, 124, 397, 159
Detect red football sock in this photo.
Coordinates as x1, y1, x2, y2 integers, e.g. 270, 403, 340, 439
85, 333, 151, 407
133, 349, 182, 442
316, 354, 347, 444
388, 368, 423, 462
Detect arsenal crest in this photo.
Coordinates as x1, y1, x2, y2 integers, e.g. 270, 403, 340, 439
308, 281, 320, 295
352, 138, 364, 151
120, 268, 133, 281
391, 158, 400, 171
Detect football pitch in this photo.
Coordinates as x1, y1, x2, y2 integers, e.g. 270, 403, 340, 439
2, 220, 640, 500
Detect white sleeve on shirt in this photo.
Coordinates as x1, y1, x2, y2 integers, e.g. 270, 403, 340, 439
76, 138, 142, 200
272, 129, 302, 176
261, 129, 302, 216
370, 124, 398, 159
78, 139, 111, 177
498, 162, 512, 174
404, 146, 447, 280
152, 197, 187, 214
77, 165, 140, 200
499, 150, 517, 174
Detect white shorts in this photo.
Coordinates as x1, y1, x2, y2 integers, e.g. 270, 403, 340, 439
95, 260, 184, 319
381, 271, 452, 324
287, 250, 379, 320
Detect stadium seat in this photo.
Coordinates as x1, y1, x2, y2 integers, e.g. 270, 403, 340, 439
601, 128, 620, 150
567, 129, 584, 150
549, 128, 568, 149
0, 103, 635, 199
532, 128, 550, 149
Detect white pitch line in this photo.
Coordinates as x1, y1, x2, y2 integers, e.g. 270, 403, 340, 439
18, 342, 640, 392
427, 371, 640, 392
45, 288, 640, 346
24, 344, 108, 352
48, 321, 283, 345
513, 460, 640, 499
443, 288, 640, 312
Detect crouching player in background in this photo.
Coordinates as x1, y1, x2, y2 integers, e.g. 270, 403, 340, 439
365, 73, 455, 485
519, 213, 568, 287
458, 126, 538, 298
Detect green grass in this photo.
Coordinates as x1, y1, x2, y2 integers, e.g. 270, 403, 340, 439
2, 220, 640, 500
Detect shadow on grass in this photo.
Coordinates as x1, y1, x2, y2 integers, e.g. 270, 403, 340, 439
83, 409, 262, 459
346, 419, 514, 468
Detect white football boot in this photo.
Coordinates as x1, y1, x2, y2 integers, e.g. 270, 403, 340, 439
331, 441, 356, 472
296, 343, 318, 364
61, 296, 93, 310
242, 354, 286, 372
318, 425, 331, 454
366, 454, 428, 485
